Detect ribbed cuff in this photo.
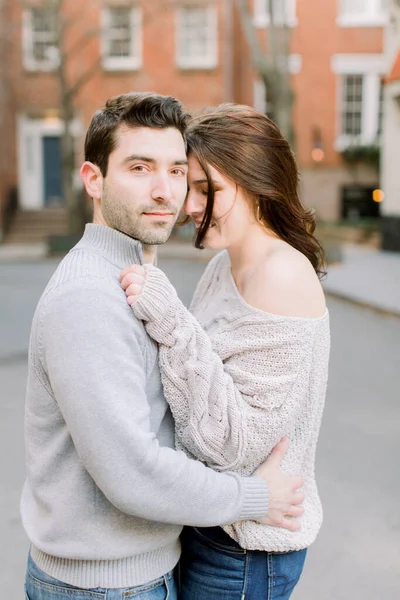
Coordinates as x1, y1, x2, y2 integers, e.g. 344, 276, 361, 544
30, 541, 180, 589
133, 265, 177, 324
237, 476, 269, 521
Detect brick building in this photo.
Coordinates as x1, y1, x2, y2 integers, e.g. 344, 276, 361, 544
0, 0, 389, 242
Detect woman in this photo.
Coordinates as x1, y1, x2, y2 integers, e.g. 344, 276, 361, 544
120, 104, 330, 600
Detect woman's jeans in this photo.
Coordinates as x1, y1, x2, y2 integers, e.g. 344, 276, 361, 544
179, 526, 307, 600
25, 553, 177, 600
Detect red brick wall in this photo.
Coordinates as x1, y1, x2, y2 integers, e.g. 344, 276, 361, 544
0, 0, 385, 224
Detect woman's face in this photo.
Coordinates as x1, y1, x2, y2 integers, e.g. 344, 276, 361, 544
185, 156, 255, 250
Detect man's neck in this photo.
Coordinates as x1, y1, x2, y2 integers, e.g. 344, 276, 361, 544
142, 245, 158, 265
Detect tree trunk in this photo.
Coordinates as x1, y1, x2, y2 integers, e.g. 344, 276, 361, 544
235, 0, 294, 146
55, 0, 84, 235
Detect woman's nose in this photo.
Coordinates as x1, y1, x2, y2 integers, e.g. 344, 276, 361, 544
185, 190, 204, 216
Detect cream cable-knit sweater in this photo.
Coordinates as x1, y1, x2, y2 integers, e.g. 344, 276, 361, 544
132, 250, 330, 552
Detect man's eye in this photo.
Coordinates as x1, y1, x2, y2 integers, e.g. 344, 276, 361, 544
171, 168, 185, 176
131, 165, 146, 172
201, 190, 209, 196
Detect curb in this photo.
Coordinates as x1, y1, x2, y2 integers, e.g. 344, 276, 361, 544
0, 244, 47, 263
0, 242, 216, 264
325, 290, 400, 319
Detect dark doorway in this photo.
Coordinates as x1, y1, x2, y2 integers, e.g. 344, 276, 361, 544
42, 136, 63, 206
341, 185, 381, 220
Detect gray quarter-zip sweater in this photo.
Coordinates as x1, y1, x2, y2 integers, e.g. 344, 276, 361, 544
20, 224, 268, 589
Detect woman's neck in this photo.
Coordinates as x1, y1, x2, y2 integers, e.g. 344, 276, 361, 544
227, 223, 279, 292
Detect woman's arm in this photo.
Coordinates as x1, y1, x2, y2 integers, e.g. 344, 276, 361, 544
121, 264, 325, 473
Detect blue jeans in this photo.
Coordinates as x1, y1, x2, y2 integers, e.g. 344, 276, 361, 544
25, 553, 177, 600
178, 526, 307, 600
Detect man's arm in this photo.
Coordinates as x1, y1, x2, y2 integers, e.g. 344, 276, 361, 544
37, 277, 269, 527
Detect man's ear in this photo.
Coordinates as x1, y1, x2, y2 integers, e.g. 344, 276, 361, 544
80, 161, 103, 200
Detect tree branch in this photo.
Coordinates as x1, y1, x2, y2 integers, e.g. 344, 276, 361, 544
66, 57, 102, 100
234, 0, 273, 79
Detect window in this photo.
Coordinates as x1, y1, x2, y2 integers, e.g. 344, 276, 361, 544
176, 6, 218, 69
342, 75, 363, 138
254, 0, 297, 28
338, 74, 383, 147
23, 8, 59, 71
338, 0, 388, 27
332, 54, 386, 148
101, 6, 142, 70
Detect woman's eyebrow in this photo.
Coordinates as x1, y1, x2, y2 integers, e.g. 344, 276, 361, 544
191, 178, 221, 186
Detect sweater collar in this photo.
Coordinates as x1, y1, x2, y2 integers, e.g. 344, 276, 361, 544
77, 224, 144, 267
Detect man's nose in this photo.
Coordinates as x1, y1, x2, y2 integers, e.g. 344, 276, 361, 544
151, 173, 173, 202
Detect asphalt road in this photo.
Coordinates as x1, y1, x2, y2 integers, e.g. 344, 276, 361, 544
1, 256, 399, 599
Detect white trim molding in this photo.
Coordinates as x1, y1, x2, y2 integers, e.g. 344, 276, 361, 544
101, 6, 142, 71
331, 53, 388, 75
176, 5, 218, 70
289, 53, 302, 74
332, 54, 387, 150
337, 0, 388, 28
17, 115, 82, 210
334, 78, 384, 150
254, 0, 298, 29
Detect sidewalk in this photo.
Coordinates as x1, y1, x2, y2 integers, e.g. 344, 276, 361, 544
0, 239, 216, 263
323, 244, 400, 317
1, 240, 399, 316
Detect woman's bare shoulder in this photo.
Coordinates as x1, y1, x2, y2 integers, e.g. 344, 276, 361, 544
244, 243, 326, 319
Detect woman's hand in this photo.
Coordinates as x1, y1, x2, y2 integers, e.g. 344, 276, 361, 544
120, 264, 147, 306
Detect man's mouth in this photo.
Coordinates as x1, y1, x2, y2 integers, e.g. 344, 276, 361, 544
143, 212, 174, 217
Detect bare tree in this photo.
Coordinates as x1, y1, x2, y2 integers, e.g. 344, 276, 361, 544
0, 0, 17, 238
235, 0, 294, 145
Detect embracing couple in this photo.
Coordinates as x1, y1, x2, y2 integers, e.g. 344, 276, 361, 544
22, 92, 330, 600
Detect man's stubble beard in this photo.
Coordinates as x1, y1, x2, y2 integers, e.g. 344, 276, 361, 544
101, 184, 179, 245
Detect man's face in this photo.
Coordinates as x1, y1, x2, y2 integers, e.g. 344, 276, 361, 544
99, 125, 188, 245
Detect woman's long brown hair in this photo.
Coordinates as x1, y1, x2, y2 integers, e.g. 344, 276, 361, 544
187, 103, 326, 278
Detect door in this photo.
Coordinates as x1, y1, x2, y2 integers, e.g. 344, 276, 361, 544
341, 185, 381, 220
42, 136, 63, 206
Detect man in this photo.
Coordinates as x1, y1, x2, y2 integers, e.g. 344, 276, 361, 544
22, 92, 304, 600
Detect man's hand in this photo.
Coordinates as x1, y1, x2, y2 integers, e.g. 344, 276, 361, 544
255, 437, 304, 531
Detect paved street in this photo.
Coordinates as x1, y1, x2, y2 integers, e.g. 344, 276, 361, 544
1, 257, 399, 599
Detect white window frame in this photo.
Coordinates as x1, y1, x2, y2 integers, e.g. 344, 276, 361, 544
337, 0, 388, 27
253, 0, 297, 29
331, 54, 387, 149
254, 80, 269, 114
22, 8, 59, 72
101, 6, 142, 71
176, 5, 218, 70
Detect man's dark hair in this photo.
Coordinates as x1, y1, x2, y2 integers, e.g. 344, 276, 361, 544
84, 92, 190, 176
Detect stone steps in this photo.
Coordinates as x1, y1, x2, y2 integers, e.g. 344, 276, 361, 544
5, 208, 68, 244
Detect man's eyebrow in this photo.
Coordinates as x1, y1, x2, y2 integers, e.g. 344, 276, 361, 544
123, 155, 156, 164
123, 155, 188, 166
